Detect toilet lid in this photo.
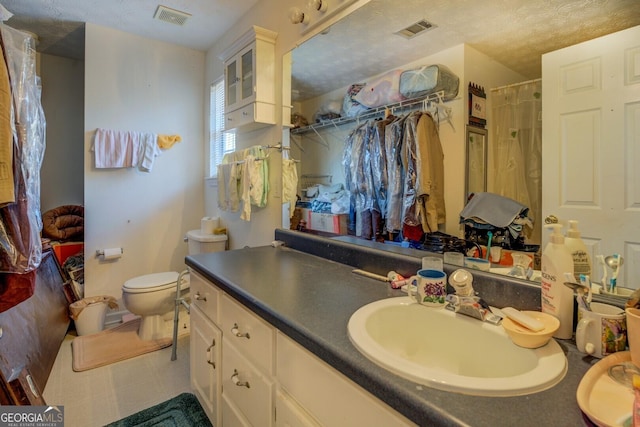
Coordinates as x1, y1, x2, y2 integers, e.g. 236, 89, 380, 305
123, 272, 181, 293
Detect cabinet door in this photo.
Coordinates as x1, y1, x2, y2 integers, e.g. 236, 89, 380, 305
276, 389, 321, 427
190, 304, 221, 426
226, 58, 239, 108
239, 44, 254, 104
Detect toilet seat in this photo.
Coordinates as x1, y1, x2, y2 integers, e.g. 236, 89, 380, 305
122, 272, 189, 294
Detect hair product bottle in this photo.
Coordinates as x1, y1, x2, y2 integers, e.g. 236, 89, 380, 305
564, 220, 592, 282
541, 224, 575, 339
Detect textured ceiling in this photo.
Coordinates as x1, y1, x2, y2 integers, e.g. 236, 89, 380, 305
1, 0, 639, 101
292, 0, 640, 100
0, 0, 258, 59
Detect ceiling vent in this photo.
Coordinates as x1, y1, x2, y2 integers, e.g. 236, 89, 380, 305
154, 5, 191, 26
395, 19, 436, 39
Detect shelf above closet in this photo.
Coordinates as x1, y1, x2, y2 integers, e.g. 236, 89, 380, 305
290, 91, 447, 136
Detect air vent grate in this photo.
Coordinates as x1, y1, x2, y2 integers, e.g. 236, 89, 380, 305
395, 19, 436, 39
154, 5, 191, 26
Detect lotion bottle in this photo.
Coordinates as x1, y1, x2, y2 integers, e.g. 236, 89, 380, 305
541, 224, 575, 339
564, 220, 592, 282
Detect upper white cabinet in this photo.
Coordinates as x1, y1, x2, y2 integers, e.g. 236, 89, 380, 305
220, 26, 278, 132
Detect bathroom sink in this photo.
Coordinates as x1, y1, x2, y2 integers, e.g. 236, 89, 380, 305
347, 297, 567, 396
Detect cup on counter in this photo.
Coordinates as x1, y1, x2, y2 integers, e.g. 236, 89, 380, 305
409, 269, 447, 307
626, 307, 640, 367
421, 256, 443, 271
576, 302, 627, 358
443, 251, 464, 266
489, 246, 502, 263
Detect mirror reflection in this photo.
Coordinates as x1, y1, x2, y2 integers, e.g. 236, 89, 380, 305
284, 0, 640, 297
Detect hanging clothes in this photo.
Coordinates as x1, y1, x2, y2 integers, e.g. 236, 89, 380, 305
342, 107, 446, 242
384, 114, 407, 233
414, 112, 446, 233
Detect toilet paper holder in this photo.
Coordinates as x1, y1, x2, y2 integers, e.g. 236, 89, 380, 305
96, 247, 123, 259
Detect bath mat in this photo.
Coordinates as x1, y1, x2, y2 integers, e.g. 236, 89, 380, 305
104, 392, 212, 427
71, 318, 172, 372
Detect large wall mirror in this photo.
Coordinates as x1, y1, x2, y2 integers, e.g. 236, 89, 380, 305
283, 0, 640, 299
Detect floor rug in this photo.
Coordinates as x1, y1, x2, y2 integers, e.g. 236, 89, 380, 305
104, 392, 212, 427
72, 318, 172, 372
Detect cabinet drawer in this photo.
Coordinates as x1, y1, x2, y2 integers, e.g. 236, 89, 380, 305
189, 270, 220, 324
221, 293, 275, 375
222, 337, 274, 427
224, 102, 275, 132
276, 332, 415, 427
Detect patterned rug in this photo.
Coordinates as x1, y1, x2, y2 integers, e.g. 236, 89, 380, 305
104, 392, 212, 427
71, 318, 172, 372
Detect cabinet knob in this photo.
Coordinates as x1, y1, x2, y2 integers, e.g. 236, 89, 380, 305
231, 369, 250, 388
231, 323, 250, 339
194, 292, 207, 302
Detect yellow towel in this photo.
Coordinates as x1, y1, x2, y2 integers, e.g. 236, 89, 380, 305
157, 134, 182, 149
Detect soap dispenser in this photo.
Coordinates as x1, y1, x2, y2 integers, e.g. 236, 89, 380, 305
541, 224, 575, 339
564, 219, 592, 282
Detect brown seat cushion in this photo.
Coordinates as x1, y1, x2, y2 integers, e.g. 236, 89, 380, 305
42, 205, 84, 241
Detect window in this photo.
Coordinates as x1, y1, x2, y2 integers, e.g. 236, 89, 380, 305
210, 78, 235, 175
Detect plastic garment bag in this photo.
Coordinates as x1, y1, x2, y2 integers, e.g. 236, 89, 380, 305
0, 24, 46, 273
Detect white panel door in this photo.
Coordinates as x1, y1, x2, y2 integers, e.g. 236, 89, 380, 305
542, 25, 640, 289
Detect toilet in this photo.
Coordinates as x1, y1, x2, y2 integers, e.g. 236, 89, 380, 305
122, 230, 227, 340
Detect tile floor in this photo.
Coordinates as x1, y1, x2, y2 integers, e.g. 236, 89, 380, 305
43, 330, 192, 426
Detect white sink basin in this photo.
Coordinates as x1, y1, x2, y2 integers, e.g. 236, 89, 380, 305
347, 297, 567, 396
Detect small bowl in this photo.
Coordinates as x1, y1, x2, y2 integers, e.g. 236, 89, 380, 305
464, 257, 491, 271
501, 311, 560, 348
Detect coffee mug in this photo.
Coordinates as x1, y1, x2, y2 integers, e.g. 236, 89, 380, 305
409, 269, 447, 307
626, 307, 640, 367
576, 302, 627, 358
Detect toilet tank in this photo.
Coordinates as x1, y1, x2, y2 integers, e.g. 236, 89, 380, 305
186, 229, 227, 255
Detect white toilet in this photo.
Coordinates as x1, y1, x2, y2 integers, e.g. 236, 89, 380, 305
122, 230, 227, 340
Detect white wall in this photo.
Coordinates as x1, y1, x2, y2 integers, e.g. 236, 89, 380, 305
39, 54, 84, 212
84, 24, 205, 299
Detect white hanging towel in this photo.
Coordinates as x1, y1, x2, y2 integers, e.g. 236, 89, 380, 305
138, 132, 160, 172
92, 128, 139, 168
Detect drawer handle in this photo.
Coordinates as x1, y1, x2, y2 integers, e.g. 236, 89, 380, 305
231, 369, 250, 388
231, 323, 250, 339
206, 339, 216, 368
194, 292, 207, 302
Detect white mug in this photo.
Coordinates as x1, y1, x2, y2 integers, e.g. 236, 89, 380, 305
626, 308, 640, 367
409, 269, 447, 307
576, 302, 626, 358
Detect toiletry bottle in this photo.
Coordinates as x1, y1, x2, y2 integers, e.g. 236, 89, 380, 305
565, 220, 592, 282
541, 224, 575, 339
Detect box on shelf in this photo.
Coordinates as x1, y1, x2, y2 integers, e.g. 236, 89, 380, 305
301, 208, 348, 235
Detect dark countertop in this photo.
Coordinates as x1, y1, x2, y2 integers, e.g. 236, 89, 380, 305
185, 235, 597, 427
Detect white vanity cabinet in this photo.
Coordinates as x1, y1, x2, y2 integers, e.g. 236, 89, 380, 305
189, 272, 222, 425
221, 26, 277, 132
189, 271, 415, 427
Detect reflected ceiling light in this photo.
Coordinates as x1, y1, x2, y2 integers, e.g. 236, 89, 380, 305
289, 7, 309, 24
308, 0, 328, 13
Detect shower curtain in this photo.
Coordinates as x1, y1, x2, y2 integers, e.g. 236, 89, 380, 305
489, 80, 542, 244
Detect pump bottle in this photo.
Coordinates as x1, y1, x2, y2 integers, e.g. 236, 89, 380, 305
564, 220, 592, 282
541, 224, 575, 339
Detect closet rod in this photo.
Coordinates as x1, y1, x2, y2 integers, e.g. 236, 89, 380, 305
490, 78, 541, 92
